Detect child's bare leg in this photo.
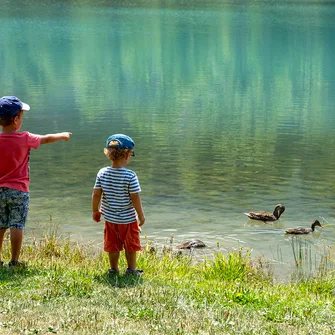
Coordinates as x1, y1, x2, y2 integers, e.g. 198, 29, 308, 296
0, 229, 6, 262
125, 251, 137, 270
108, 252, 120, 270
10, 228, 23, 262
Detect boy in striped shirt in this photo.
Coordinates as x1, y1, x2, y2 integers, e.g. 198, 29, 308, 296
92, 134, 145, 275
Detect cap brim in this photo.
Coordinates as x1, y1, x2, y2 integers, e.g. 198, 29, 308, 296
21, 102, 30, 111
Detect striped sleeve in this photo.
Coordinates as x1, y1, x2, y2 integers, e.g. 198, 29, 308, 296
128, 172, 141, 194
93, 169, 102, 189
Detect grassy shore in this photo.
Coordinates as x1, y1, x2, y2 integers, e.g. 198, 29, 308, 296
0, 232, 335, 335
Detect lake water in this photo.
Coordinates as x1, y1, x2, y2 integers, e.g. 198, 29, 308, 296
1, 0, 335, 276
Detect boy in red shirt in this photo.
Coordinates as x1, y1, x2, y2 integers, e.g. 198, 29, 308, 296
0, 96, 72, 267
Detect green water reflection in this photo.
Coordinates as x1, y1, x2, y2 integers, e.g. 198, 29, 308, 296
1, 0, 335, 274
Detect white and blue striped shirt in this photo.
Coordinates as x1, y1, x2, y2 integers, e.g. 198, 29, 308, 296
94, 166, 141, 224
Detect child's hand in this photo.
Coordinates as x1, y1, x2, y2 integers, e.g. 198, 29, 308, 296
62, 132, 72, 141
92, 211, 101, 222
138, 214, 145, 226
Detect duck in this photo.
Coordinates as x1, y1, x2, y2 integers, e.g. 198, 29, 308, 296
244, 204, 285, 222
177, 239, 206, 249
285, 220, 322, 235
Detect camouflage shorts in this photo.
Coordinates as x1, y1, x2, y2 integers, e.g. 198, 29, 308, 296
0, 188, 29, 229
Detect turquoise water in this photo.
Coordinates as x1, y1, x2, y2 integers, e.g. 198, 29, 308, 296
2, 0, 335, 274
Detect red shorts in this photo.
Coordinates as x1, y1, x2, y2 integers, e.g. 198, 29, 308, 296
104, 221, 141, 253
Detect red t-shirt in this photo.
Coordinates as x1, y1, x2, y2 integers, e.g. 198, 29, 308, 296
0, 131, 41, 192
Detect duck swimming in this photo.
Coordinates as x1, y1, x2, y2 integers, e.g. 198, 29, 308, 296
285, 220, 322, 235
244, 204, 285, 222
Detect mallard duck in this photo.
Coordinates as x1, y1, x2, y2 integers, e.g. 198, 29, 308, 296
285, 220, 322, 235
177, 239, 206, 249
244, 204, 285, 222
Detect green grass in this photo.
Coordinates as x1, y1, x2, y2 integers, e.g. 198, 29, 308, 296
0, 232, 335, 335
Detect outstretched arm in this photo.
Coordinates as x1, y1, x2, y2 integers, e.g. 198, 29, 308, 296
40, 132, 72, 145
130, 192, 145, 226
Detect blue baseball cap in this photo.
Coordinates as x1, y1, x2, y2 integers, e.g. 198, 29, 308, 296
0, 96, 30, 117
106, 134, 135, 150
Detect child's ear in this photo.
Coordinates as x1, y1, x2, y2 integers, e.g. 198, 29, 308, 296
13, 111, 23, 123
13, 115, 19, 124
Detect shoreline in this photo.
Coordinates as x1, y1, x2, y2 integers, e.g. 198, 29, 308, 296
0, 231, 334, 334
